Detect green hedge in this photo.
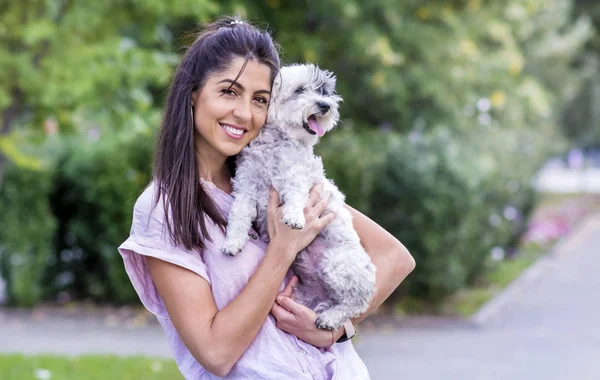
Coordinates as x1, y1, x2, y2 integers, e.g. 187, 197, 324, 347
369, 127, 560, 302
0, 127, 155, 306
0, 162, 57, 306
47, 130, 154, 303
316, 126, 388, 213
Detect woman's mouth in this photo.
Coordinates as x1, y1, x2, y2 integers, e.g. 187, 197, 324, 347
220, 123, 246, 139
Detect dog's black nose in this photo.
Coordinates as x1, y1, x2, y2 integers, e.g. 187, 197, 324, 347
317, 101, 330, 113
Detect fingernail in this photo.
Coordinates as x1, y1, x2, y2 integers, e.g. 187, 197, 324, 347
277, 296, 283, 303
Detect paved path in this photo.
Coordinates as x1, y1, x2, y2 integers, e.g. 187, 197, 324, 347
1, 215, 599, 380
356, 214, 600, 380
533, 167, 600, 193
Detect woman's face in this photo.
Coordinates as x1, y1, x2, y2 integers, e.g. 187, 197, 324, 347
192, 56, 272, 162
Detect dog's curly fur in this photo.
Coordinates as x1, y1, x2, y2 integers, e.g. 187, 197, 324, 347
222, 64, 376, 330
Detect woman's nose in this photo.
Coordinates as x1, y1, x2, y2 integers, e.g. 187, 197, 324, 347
233, 100, 252, 121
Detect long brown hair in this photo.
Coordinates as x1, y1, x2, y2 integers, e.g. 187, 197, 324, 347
152, 16, 280, 251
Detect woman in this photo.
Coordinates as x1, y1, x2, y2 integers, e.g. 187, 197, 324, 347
118, 16, 415, 379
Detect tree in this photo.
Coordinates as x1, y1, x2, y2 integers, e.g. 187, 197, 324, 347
0, 0, 218, 188
236, 0, 589, 137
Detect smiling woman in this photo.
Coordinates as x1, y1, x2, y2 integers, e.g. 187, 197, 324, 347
117, 15, 414, 380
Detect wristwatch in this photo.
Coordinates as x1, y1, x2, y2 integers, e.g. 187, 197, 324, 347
336, 320, 356, 343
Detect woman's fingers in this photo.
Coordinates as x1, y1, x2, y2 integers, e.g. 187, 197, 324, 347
307, 183, 323, 208
313, 191, 331, 217
267, 187, 282, 227
268, 187, 280, 214
279, 276, 298, 298
271, 302, 295, 322
318, 211, 336, 229
276, 295, 304, 315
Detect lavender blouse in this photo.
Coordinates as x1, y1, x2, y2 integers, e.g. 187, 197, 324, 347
118, 180, 371, 380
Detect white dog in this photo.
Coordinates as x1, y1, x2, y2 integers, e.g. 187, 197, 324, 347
222, 64, 376, 330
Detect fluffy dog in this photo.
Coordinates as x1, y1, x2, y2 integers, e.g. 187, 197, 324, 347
222, 64, 376, 330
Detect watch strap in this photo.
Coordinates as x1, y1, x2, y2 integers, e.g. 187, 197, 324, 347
336, 320, 355, 343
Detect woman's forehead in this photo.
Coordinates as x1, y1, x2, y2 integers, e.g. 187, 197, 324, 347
210, 57, 272, 92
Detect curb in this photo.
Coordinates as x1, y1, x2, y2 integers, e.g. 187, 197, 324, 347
470, 213, 600, 325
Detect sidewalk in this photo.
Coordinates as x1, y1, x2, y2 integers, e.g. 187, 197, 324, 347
1, 215, 599, 380
356, 214, 600, 380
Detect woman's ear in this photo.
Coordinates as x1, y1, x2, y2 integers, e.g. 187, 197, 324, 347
191, 90, 199, 107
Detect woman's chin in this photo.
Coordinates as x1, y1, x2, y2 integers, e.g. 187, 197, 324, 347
221, 143, 246, 157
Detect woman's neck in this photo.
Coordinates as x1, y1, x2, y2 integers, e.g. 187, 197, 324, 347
195, 150, 232, 191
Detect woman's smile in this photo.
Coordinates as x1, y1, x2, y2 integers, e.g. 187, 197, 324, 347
220, 122, 248, 139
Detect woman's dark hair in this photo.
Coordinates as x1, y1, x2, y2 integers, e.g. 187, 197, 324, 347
152, 16, 280, 251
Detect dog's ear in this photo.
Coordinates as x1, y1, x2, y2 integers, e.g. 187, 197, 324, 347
323, 70, 337, 94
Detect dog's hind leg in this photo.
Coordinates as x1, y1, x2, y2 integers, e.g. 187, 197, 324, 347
314, 247, 376, 330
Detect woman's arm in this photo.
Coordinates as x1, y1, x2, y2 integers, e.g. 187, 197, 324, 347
272, 204, 415, 344
147, 186, 333, 377
147, 240, 292, 377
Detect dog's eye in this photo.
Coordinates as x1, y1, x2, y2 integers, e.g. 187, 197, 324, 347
295, 87, 305, 94
318, 86, 329, 96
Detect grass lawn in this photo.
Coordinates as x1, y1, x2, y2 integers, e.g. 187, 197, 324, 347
0, 354, 183, 380
441, 243, 545, 317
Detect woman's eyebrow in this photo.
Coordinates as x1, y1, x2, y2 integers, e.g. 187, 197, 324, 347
217, 79, 270, 96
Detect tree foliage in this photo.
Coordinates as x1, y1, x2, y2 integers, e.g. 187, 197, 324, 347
0, 0, 218, 186
229, 0, 590, 138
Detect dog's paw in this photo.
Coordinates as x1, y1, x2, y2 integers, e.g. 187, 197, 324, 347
283, 219, 305, 229
221, 237, 245, 256
315, 312, 344, 331
314, 301, 333, 315
281, 208, 305, 229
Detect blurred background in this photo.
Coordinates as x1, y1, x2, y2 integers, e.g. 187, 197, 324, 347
1, 0, 599, 379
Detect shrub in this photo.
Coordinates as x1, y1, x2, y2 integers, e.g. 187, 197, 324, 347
48, 128, 154, 303
0, 162, 57, 306
316, 126, 387, 213
369, 127, 561, 302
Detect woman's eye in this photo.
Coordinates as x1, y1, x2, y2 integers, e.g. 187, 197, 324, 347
254, 96, 268, 104
295, 87, 305, 94
221, 88, 237, 96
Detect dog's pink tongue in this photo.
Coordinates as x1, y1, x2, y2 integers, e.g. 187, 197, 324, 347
308, 117, 325, 137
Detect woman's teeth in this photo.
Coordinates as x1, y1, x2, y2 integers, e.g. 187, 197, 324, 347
221, 124, 244, 136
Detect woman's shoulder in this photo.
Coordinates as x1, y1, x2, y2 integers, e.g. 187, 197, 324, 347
130, 181, 168, 237
134, 181, 160, 213
131, 180, 223, 242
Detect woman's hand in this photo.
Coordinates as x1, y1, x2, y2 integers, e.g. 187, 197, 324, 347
266, 183, 335, 262
271, 276, 340, 348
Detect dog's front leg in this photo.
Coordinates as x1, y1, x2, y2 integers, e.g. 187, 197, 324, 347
275, 173, 311, 230
222, 187, 258, 256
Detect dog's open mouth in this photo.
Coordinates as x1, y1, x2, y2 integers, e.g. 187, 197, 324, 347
303, 115, 325, 137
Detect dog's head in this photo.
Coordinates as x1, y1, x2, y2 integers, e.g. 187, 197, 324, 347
267, 64, 342, 146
